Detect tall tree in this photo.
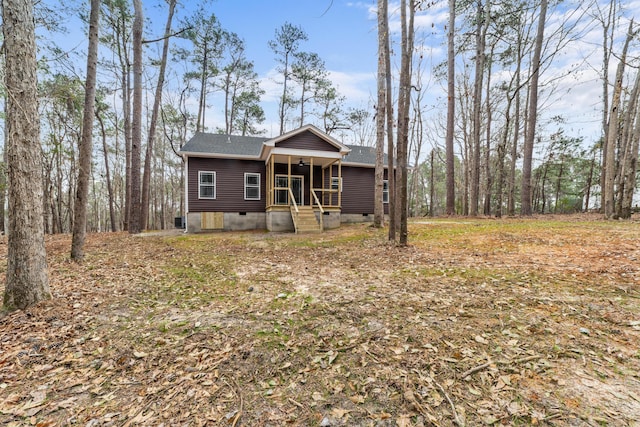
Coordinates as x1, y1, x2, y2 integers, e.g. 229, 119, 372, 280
71, 0, 101, 260
595, 0, 619, 213
374, 0, 388, 228
268, 22, 308, 135
95, 101, 117, 232
604, 19, 633, 219
521, 0, 547, 216
216, 32, 265, 135
141, 0, 176, 231
2, 0, 50, 310
395, 0, 415, 246
129, 0, 143, 234
178, 11, 223, 132
445, 0, 456, 216
619, 70, 640, 218
313, 77, 346, 134
100, 0, 133, 230
291, 51, 326, 127
384, 0, 395, 241
469, 0, 489, 216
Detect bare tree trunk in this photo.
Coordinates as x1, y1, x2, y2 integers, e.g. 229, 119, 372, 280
141, 0, 176, 231
599, 0, 617, 213
507, 50, 522, 216
0, 137, 6, 234
521, 0, 547, 216
114, 9, 133, 231
621, 93, 640, 218
553, 155, 565, 213
374, 0, 387, 228
196, 40, 209, 132
496, 88, 514, 218
445, 0, 456, 216
385, 2, 395, 241
470, 0, 487, 216
71, 0, 100, 261
396, 0, 414, 246
2, 0, 51, 311
483, 45, 494, 215
618, 69, 640, 218
129, 0, 143, 234
604, 20, 633, 219
429, 150, 435, 216
582, 148, 593, 211
97, 111, 117, 232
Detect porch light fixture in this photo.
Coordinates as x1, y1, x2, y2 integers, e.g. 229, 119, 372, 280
298, 158, 305, 167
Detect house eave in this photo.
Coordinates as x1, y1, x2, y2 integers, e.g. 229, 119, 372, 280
179, 151, 261, 160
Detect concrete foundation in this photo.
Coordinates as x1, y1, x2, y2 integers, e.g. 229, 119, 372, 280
266, 210, 295, 232
186, 210, 376, 233
186, 212, 266, 233
341, 213, 375, 224
318, 210, 341, 229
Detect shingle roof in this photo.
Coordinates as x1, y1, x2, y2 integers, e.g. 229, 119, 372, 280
344, 145, 387, 166
179, 132, 267, 157
180, 132, 384, 166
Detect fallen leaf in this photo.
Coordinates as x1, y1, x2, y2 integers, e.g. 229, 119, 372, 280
330, 407, 351, 419
349, 394, 365, 404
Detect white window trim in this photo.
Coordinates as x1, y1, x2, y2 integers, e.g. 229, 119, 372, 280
331, 177, 342, 192
244, 172, 261, 200
199, 171, 216, 199
383, 179, 389, 204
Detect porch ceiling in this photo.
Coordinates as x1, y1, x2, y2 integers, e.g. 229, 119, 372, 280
269, 153, 340, 168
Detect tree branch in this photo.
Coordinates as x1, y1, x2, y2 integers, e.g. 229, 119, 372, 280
142, 26, 191, 44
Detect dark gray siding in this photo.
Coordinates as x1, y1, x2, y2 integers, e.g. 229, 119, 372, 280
338, 166, 374, 214
332, 166, 389, 214
188, 158, 266, 212
277, 130, 340, 152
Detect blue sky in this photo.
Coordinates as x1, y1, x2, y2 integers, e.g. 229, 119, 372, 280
169, 0, 381, 137
39, 0, 640, 154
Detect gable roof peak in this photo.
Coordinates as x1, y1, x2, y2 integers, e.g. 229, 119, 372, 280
266, 124, 351, 154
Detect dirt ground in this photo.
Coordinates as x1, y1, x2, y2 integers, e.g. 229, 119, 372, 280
1, 214, 639, 426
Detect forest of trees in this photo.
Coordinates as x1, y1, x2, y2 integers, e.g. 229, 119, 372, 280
0, 0, 638, 239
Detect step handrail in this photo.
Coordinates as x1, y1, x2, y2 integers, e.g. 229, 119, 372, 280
311, 190, 324, 231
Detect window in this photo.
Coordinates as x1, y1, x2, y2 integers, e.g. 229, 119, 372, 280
331, 177, 342, 192
383, 180, 389, 204
199, 171, 216, 199
244, 173, 260, 200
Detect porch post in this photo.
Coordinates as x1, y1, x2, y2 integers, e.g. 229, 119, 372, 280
322, 167, 326, 205
287, 156, 291, 205
310, 157, 314, 207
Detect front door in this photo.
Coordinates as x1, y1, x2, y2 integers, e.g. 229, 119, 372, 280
290, 176, 303, 205
275, 175, 304, 206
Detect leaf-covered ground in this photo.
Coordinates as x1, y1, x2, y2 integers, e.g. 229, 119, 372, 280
1, 215, 639, 426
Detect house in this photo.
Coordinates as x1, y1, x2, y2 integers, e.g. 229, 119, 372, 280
178, 124, 389, 233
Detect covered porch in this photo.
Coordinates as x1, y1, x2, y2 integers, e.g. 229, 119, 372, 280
265, 154, 343, 232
